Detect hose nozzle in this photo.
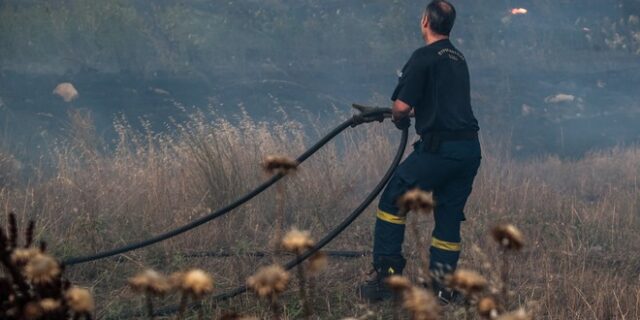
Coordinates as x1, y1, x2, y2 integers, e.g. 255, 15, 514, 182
351, 103, 392, 127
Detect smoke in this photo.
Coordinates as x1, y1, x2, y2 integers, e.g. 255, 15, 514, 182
0, 0, 638, 157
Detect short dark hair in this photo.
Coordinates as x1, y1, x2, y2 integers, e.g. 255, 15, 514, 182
425, 0, 456, 36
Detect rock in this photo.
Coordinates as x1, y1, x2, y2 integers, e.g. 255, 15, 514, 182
545, 93, 575, 104
150, 87, 170, 95
53, 83, 79, 102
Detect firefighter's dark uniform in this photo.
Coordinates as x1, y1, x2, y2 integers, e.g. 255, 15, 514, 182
371, 39, 481, 298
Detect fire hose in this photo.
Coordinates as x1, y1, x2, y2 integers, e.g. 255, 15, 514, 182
60, 104, 409, 317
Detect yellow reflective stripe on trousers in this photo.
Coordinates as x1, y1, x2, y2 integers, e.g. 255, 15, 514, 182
376, 210, 406, 225
431, 237, 461, 252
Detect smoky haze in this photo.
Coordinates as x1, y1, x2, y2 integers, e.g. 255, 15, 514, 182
1, 0, 639, 157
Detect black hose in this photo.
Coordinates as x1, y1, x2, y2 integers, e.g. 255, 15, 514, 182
62, 109, 390, 266
145, 126, 409, 318
216, 127, 408, 301
63, 119, 353, 266
181, 250, 370, 259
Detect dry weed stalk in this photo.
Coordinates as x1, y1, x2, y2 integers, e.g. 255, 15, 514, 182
219, 312, 259, 320
128, 269, 171, 319
398, 189, 435, 286
401, 285, 441, 320
173, 269, 214, 320
448, 269, 488, 297
448, 269, 489, 319
263, 155, 299, 251
491, 224, 525, 308
65, 287, 95, 319
494, 308, 532, 320
246, 264, 290, 320
398, 189, 435, 215
477, 296, 499, 319
0, 212, 95, 320
262, 156, 299, 176
386, 275, 412, 320
306, 251, 327, 308
281, 228, 315, 319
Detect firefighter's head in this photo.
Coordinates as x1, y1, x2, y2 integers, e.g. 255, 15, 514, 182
421, 0, 456, 40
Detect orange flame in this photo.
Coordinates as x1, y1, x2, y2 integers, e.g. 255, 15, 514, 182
511, 8, 528, 15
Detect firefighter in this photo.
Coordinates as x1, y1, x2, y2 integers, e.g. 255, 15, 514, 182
359, 0, 481, 303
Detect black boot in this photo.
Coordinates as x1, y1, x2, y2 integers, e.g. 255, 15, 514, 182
358, 256, 406, 302
431, 278, 466, 305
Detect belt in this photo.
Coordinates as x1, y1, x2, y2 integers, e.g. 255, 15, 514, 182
420, 131, 478, 153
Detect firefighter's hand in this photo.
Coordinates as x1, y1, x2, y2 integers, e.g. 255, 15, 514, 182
392, 115, 411, 130
351, 104, 391, 127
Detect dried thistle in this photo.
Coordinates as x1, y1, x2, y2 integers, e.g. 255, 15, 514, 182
387, 275, 412, 320
495, 308, 532, 320
23, 253, 61, 285
307, 251, 328, 274
477, 296, 499, 319
385, 275, 412, 293
447, 269, 488, 296
25, 220, 35, 247
398, 189, 435, 215
128, 269, 172, 296
281, 229, 316, 319
262, 155, 298, 175
173, 269, 214, 320
246, 265, 290, 298
10, 248, 40, 266
180, 269, 214, 298
65, 287, 95, 314
8, 212, 17, 249
402, 286, 441, 320
491, 224, 524, 251
220, 313, 260, 320
281, 228, 314, 254
491, 224, 525, 308
39, 298, 62, 313
23, 302, 43, 319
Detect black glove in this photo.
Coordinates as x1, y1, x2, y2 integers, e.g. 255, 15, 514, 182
362, 112, 386, 123
351, 104, 391, 127
392, 116, 411, 130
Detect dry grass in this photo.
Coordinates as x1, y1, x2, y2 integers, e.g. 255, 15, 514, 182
1, 110, 639, 319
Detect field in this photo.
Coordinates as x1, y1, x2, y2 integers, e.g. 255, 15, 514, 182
1, 110, 639, 319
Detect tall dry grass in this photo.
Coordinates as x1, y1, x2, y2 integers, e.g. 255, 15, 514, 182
1, 110, 639, 319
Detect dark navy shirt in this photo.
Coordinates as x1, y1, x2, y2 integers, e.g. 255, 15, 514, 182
391, 39, 479, 136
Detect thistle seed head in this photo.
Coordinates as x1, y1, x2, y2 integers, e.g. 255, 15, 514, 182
24, 253, 61, 285
10, 248, 40, 266
307, 251, 328, 274
65, 287, 95, 314
477, 296, 499, 319
39, 298, 62, 313
398, 189, 435, 215
128, 269, 172, 296
23, 302, 43, 319
262, 155, 298, 175
180, 269, 214, 298
495, 308, 532, 320
491, 224, 525, 251
448, 269, 488, 296
281, 228, 314, 254
246, 265, 290, 298
220, 313, 260, 320
169, 271, 185, 288
402, 286, 441, 320
385, 275, 412, 293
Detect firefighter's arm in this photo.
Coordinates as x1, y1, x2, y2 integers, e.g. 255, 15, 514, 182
392, 99, 412, 129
